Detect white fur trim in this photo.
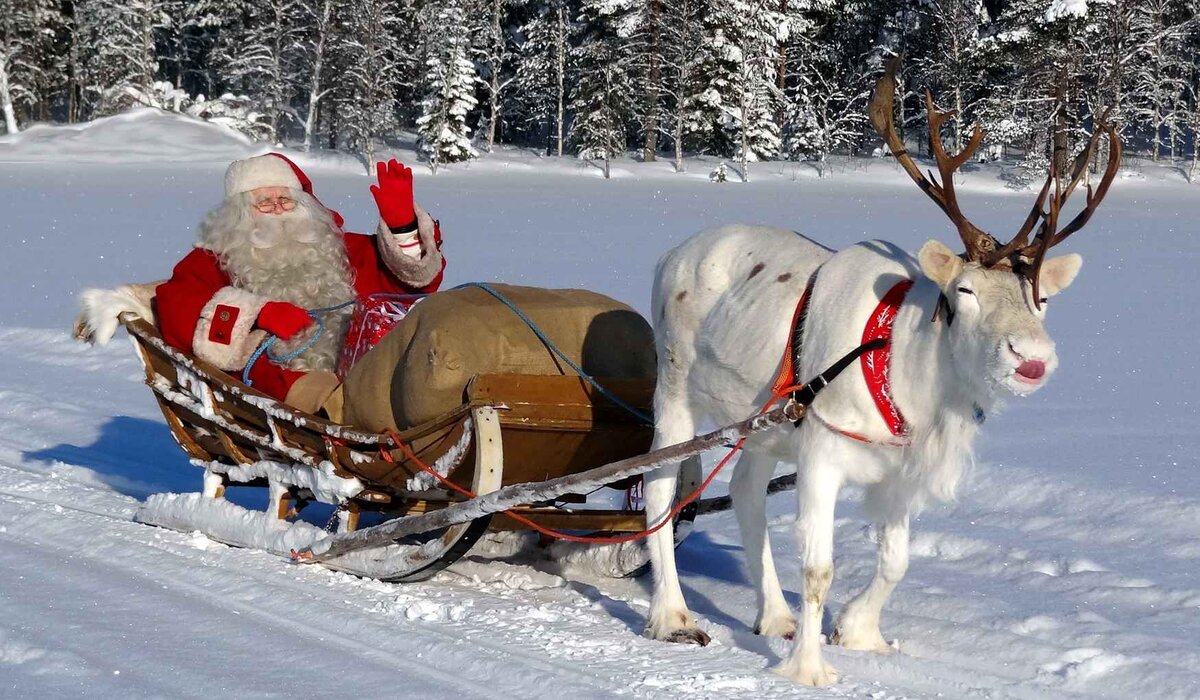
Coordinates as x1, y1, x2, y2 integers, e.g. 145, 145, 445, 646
73, 283, 159, 346
225, 155, 302, 198
376, 203, 443, 288
193, 287, 270, 370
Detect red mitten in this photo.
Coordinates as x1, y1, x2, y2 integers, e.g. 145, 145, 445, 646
257, 301, 313, 340
369, 159, 416, 229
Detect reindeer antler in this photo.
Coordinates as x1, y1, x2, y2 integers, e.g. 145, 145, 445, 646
871, 56, 1123, 307
1015, 119, 1121, 307
869, 56, 998, 262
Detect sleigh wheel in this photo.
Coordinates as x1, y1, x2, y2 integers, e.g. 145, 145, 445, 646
614, 454, 702, 579
372, 407, 505, 583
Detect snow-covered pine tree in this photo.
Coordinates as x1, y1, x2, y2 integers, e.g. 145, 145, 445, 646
686, 0, 784, 175
918, 0, 989, 152
0, 0, 68, 131
638, 0, 664, 161
1128, 0, 1193, 161
659, 0, 706, 171
511, 0, 574, 155
297, 0, 337, 150
471, 0, 514, 153
732, 0, 785, 178
685, 0, 740, 157
0, 0, 33, 133
73, 0, 168, 117
417, 0, 479, 173
219, 0, 306, 142
340, 0, 402, 171
783, 58, 868, 176
570, 0, 638, 179
1185, 13, 1200, 182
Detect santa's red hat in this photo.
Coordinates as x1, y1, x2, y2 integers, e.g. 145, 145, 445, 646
224, 153, 345, 228
224, 154, 303, 197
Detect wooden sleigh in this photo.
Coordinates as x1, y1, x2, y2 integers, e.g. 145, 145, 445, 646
121, 312, 709, 581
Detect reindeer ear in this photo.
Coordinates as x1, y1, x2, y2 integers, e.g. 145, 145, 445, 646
1039, 253, 1082, 297
918, 240, 964, 288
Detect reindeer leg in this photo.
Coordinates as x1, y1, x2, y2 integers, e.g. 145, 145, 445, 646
834, 499, 909, 654
644, 402, 708, 646
776, 464, 842, 686
730, 449, 795, 638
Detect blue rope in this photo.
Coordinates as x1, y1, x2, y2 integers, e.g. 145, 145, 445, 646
453, 282, 654, 425
242, 299, 357, 387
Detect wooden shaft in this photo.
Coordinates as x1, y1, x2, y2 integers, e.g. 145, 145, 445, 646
695, 472, 797, 516
299, 402, 806, 562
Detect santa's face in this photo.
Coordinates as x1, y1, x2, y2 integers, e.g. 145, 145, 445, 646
241, 187, 324, 249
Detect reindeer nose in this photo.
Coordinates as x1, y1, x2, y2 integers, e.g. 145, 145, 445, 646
1008, 340, 1049, 381
1016, 359, 1046, 380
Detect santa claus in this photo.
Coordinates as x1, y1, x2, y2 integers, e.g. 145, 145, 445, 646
153, 153, 445, 414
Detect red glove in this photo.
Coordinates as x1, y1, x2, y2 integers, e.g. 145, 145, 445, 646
370, 159, 416, 229
257, 301, 313, 340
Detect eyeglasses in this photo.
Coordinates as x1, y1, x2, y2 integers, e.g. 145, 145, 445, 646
253, 196, 296, 213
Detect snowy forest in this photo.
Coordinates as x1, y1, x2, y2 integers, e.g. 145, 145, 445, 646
0, 0, 1198, 179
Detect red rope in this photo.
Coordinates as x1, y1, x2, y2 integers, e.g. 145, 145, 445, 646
379, 384, 804, 546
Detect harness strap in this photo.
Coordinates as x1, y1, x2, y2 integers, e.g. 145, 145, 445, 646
771, 271, 820, 397
861, 280, 914, 438
772, 273, 916, 446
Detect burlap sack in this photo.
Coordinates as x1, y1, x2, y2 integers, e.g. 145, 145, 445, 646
341, 284, 656, 431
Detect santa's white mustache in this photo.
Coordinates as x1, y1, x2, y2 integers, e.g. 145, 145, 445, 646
248, 209, 322, 249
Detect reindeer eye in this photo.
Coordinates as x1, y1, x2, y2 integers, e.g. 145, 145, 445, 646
1039, 298, 1048, 305
956, 287, 975, 296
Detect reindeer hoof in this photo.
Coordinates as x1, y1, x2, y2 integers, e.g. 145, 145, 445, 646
775, 658, 839, 687
754, 614, 798, 639
663, 628, 711, 646
831, 626, 894, 654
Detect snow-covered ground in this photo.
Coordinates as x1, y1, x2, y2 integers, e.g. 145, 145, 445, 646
2, 110, 1198, 698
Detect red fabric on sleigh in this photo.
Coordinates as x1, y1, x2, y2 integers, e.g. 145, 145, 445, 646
336, 293, 425, 379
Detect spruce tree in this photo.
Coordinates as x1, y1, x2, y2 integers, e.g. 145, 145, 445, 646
570, 0, 637, 178
511, 0, 573, 155
417, 0, 479, 173
340, 0, 403, 170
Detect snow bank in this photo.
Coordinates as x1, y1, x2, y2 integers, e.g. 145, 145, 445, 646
0, 108, 260, 164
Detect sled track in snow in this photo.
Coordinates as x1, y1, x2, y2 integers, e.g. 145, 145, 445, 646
0, 463, 810, 699
0, 473, 618, 697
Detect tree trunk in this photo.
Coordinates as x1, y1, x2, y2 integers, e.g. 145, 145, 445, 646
1190, 132, 1198, 183
303, 0, 334, 151
953, 85, 963, 154
555, 4, 565, 158
776, 0, 788, 127
140, 7, 154, 93
269, 0, 285, 143
740, 72, 750, 183
487, 72, 499, 152
674, 111, 685, 173
486, 0, 502, 152
0, 59, 17, 134
642, 0, 661, 162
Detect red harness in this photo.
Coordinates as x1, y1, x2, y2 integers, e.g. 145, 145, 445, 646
773, 276, 914, 446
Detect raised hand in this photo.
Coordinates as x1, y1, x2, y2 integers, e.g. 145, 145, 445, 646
257, 301, 313, 340
369, 159, 416, 229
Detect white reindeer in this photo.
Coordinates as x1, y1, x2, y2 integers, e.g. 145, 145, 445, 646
641, 61, 1121, 686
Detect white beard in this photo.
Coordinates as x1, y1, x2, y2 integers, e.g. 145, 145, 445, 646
197, 191, 356, 372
